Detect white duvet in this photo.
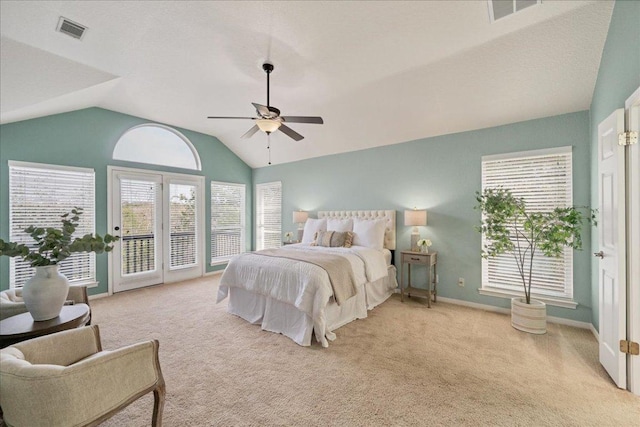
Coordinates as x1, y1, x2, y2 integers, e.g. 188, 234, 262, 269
217, 244, 388, 346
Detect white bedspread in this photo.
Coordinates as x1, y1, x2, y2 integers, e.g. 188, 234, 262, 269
216, 245, 387, 346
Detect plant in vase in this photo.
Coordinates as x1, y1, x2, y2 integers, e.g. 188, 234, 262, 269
284, 231, 294, 243
475, 188, 595, 334
417, 239, 432, 253
0, 207, 119, 321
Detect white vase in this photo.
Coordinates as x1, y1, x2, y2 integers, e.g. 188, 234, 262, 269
22, 265, 70, 321
511, 297, 546, 334
421, 246, 429, 254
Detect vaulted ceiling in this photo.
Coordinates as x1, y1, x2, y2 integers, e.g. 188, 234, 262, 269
0, 1, 614, 168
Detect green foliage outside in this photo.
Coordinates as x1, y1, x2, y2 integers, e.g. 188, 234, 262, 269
0, 207, 120, 267
475, 188, 596, 304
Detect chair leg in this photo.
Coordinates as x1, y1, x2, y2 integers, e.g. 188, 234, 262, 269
152, 381, 166, 427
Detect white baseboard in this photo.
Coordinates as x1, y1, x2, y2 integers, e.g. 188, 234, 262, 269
88, 292, 110, 300
205, 269, 223, 277
589, 324, 600, 341
436, 296, 593, 330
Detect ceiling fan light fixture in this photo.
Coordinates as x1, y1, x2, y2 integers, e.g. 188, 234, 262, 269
256, 119, 281, 133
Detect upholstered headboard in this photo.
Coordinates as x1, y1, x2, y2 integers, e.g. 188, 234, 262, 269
317, 210, 396, 250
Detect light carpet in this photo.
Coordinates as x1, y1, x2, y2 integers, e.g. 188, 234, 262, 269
88, 276, 638, 426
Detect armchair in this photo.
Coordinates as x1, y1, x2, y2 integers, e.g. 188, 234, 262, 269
0, 325, 165, 427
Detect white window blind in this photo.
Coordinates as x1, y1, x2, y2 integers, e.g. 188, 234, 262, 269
170, 183, 197, 269
9, 161, 96, 288
481, 147, 573, 299
256, 182, 282, 251
211, 182, 245, 263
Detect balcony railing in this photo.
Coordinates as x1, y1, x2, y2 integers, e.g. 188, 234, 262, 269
122, 231, 197, 274
211, 228, 242, 261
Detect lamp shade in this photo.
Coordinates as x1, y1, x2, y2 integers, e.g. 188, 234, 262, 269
256, 119, 282, 133
293, 211, 309, 224
404, 209, 427, 227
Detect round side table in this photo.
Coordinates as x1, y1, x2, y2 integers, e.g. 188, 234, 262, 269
0, 303, 91, 348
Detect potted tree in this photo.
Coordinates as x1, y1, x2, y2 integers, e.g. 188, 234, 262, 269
0, 207, 119, 321
475, 188, 595, 334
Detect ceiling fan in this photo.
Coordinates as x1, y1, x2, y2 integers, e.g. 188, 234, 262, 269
207, 63, 323, 141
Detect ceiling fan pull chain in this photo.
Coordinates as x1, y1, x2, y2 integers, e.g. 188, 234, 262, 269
267, 134, 272, 165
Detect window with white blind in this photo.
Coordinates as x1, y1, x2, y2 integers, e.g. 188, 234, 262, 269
256, 182, 282, 251
480, 146, 575, 304
8, 161, 96, 288
211, 182, 245, 264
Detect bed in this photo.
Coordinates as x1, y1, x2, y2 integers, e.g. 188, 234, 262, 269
216, 210, 398, 347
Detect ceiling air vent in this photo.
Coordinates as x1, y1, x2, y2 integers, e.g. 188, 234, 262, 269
488, 0, 541, 23
56, 17, 87, 40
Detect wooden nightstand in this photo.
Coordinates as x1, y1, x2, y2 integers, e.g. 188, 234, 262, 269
282, 241, 299, 245
400, 250, 438, 308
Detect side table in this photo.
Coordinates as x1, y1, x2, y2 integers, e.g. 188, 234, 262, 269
0, 303, 91, 348
400, 250, 438, 308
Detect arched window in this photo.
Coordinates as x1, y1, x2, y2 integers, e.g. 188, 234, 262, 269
113, 124, 201, 170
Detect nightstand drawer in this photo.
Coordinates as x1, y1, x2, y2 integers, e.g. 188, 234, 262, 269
402, 253, 434, 265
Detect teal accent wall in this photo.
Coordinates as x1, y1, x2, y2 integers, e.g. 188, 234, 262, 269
589, 0, 640, 330
0, 107, 252, 295
254, 111, 593, 323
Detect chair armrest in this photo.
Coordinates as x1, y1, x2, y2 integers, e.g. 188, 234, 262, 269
67, 285, 89, 305
1, 340, 163, 427
13, 325, 101, 366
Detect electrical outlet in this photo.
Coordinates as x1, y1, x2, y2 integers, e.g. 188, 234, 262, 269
458, 277, 465, 287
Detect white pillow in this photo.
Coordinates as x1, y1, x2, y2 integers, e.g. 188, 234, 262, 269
352, 218, 386, 250
327, 218, 353, 232
301, 218, 327, 244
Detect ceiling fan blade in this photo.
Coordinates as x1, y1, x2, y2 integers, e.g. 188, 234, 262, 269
207, 116, 255, 120
278, 124, 304, 141
241, 125, 260, 139
281, 116, 324, 124
252, 103, 271, 117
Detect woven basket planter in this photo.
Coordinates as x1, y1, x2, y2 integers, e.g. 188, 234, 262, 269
511, 297, 546, 334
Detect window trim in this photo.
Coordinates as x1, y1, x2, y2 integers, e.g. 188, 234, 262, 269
479, 146, 577, 308
210, 181, 246, 266
8, 160, 98, 288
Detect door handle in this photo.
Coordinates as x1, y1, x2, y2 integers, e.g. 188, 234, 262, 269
593, 251, 604, 258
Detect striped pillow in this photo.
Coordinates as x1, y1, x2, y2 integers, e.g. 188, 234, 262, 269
311, 231, 354, 248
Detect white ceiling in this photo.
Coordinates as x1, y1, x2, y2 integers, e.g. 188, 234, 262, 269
0, 1, 614, 168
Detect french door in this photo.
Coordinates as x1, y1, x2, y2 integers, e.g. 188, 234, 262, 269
109, 167, 204, 293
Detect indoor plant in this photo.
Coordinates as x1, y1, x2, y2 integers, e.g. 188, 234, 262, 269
417, 238, 432, 253
475, 188, 595, 334
0, 207, 119, 321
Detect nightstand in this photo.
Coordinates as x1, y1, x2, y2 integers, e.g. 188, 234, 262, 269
400, 250, 438, 308
282, 241, 299, 245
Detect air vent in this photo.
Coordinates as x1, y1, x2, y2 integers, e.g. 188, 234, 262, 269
56, 17, 87, 40
488, 0, 541, 23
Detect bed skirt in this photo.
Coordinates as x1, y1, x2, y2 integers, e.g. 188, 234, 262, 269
227, 265, 398, 347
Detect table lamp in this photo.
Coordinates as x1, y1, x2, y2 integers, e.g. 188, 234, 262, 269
404, 209, 427, 252
292, 211, 308, 242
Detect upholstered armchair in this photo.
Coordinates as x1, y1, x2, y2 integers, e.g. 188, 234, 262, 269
0, 285, 91, 323
0, 325, 165, 427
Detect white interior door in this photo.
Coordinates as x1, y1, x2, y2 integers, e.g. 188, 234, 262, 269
597, 109, 627, 389
625, 87, 640, 396
112, 171, 164, 292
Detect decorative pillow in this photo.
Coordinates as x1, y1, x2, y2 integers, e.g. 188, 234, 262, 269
301, 218, 327, 244
327, 218, 353, 232
312, 231, 354, 248
352, 218, 386, 250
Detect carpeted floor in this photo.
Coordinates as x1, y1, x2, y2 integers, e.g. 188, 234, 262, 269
89, 276, 638, 426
